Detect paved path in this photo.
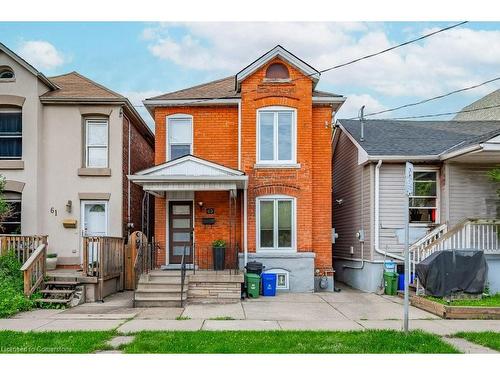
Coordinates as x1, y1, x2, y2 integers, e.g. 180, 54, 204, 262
1, 285, 499, 353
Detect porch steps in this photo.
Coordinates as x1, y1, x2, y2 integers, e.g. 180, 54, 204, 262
35, 278, 80, 307
134, 271, 187, 307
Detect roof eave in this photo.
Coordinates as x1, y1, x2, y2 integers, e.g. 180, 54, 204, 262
143, 98, 241, 108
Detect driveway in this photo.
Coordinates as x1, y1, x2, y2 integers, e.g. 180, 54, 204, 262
2, 284, 500, 335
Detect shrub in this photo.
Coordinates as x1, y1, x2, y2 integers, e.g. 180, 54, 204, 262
0, 251, 35, 318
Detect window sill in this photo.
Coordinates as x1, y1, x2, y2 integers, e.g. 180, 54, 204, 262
254, 163, 301, 169
78, 168, 111, 176
0, 78, 15, 83
0, 160, 24, 170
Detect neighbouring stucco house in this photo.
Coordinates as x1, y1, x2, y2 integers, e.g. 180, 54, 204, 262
332, 119, 500, 293
0, 41, 154, 267
129, 45, 346, 293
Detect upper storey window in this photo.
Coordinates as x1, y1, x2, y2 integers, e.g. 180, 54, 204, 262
167, 115, 193, 160
265, 63, 289, 80
85, 118, 109, 168
0, 66, 15, 80
257, 107, 296, 164
0, 107, 22, 159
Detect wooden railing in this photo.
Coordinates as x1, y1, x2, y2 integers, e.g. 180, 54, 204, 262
0, 235, 48, 264
410, 218, 500, 293
19, 243, 47, 296
83, 236, 125, 300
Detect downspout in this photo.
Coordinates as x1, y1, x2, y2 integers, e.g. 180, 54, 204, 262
374, 159, 405, 261
237, 99, 241, 170
243, 187, 248, 267
124, 112, 132, 236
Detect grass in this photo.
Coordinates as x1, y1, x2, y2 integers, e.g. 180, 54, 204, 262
426, 294, 500, 307
454, 332, 500, 351
122, 330, 459, 354
0, 252, 36, 318
209, 316, 235, 320
0, 331, 115, 353
175, 316, 191, 320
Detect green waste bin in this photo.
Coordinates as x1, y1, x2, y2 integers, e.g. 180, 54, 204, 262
245, 273, 260, 298
384, 272, 398, 295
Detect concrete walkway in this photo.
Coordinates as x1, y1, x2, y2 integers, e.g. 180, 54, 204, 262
2, 285, 500, 349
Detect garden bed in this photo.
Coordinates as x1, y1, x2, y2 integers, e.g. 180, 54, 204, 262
408, 294, 500, 319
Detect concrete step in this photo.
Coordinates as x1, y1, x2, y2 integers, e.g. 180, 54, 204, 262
134, 299, 184, 308
135, 291, 187, 299
136, 284, 183, 292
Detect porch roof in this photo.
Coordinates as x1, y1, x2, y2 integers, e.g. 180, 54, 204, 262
128, 155, 248, 195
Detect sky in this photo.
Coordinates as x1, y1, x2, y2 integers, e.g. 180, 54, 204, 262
2, 21, 500, 130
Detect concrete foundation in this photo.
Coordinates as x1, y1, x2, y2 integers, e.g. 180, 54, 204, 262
239, 252, 315, 292
334, 258, 384, 293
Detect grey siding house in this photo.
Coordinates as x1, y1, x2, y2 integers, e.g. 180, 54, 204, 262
332, 119, 500, 293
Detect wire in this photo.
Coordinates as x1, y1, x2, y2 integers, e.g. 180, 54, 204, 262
319, 21, 468, 73
387, 103, 500, 120
348, 75, 500, 119
133, 21, 468, 109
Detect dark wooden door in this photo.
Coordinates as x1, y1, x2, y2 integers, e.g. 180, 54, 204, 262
168, 201, 193, 264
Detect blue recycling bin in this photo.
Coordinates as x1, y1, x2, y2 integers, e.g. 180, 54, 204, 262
261, 273, 277, 297
398, 273, 415, 291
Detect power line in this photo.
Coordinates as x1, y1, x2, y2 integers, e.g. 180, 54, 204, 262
348, 75, 500, 119
320, 21, 468, 73
132, 21, 468, 109
387, 103, 500, 120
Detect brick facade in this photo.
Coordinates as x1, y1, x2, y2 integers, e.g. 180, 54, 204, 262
152, 57, 335, 273
122, 114, 155, 241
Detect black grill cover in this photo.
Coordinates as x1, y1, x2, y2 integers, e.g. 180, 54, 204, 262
415, 250, 488, 297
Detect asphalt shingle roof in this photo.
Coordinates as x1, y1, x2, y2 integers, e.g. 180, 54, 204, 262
338, 119, 500, 156
148, 76, 343, 101
41, 71, 124, 99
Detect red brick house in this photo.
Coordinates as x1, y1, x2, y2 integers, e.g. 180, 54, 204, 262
130, 46, 345, 292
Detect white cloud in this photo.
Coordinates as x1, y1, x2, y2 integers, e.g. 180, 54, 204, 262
17, 40, 66, 70
143, 23, 500, 99
335, 94, 387, 119
123, 90, 163, 132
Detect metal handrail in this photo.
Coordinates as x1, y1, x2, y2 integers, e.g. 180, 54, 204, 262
180, 244, 188, 307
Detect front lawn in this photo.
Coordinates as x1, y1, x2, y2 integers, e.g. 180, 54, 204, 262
0, 331, 115, 353
122, 330, 459, 354
454, 332, 500, 351
426, 294, 500, 307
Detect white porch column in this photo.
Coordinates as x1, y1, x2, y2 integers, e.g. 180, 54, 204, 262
243, 187, 248, 266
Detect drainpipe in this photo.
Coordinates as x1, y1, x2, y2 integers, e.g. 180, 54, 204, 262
374, 159, 404, 261
237, 100, 241, 170
125, 112, 132, 235
243, 187, 248, 266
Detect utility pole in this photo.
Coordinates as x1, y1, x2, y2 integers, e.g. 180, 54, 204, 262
404, 161, 413, 333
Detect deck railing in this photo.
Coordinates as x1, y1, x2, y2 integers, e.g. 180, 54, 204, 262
410, 218, 500, 293
83, 236, 125, 300
0, 235, 48, 264
133, 236, 159, 288
19, 243, 47, 296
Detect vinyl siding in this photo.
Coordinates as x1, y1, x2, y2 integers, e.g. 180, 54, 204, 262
447, 163, 500, 226
332, 131, 371, 260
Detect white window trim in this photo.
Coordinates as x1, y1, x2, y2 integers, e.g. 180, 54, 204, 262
0, 195, 21, 233
266, 268, 290, 290
85, 118, 109, 168
256, 195, 296, 253
0, 108, 22, 160
409, 166, 440, 227
256, 106, 297, 165
166, 114, 193, 161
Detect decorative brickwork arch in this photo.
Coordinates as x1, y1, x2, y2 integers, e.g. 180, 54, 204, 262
252, 184, 300, 198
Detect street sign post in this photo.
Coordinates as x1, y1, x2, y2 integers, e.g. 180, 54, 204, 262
404, 162, 414, 333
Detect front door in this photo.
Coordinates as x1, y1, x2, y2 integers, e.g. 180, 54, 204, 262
81, 201, 108, 264
168, 201, 193, 264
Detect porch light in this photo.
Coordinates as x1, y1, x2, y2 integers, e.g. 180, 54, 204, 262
198, 201, 204, 210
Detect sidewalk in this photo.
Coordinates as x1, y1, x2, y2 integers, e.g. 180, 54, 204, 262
2, 286, 500, 337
